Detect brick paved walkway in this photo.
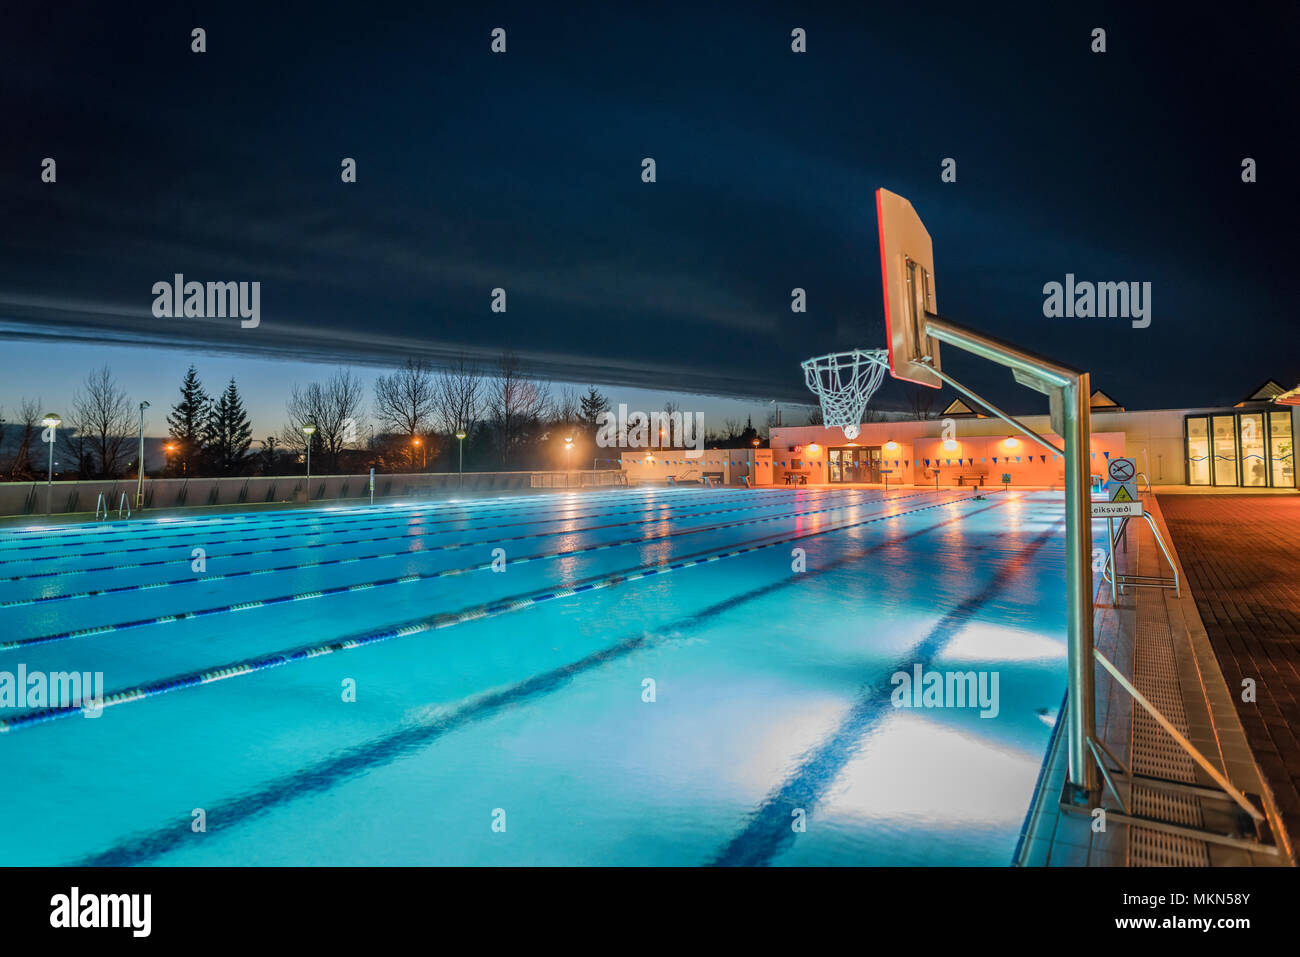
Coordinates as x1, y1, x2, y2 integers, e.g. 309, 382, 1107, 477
1158, 494, 1300, 847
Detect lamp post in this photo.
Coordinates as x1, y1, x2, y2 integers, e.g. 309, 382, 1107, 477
135, 400, 150, 509
41, 412, 61, 516
751, 437, 760, 484
455, 429, 467, 488
412, 436, 425, 470
302, 423, 317, 498
564, 436, 574, 487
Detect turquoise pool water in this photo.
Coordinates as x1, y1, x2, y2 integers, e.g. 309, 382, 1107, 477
0, 486, 1079, 865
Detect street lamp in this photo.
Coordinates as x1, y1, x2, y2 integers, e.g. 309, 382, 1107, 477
455, 429, 467, 488
136, 401, 150, 509
564, 436, 574, 486
41, 412, 61, 516
412, 436, 425, 470
302, 423, 317, 496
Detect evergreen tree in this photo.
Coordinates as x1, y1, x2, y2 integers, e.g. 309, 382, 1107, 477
205, 378, 254, 475
580, 386, 611, 435
166, 365, 211, 475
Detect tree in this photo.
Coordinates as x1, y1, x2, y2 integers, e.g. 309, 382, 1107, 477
374, 359, 435, 459
166, 365, 212, 475
5, 398, 42, 479
432, 353, 485, 438
579, 386, 610, 435
205, 378, 254, 474
487, 352, 550, 466
279, 368, 366, 472
71, 365, 134, 478
905, 384, 936, 421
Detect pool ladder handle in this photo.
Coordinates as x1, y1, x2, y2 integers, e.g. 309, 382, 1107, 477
1058, 649, 1280, 856
117, 492, 131, 520
94, 493, 108, 521
1100, 511, 1179, 598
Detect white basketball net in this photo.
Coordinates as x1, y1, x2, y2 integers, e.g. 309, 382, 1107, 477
801, 349, 889, 440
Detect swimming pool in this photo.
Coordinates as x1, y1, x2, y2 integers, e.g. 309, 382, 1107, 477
0, 486, 1079, 865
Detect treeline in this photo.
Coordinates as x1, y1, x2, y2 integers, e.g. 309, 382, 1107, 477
0, 354, 627, 481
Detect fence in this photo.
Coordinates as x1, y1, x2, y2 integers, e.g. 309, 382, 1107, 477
0, 469, 626, 518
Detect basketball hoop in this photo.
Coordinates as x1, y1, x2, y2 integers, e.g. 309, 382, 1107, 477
801, 348, 889, 440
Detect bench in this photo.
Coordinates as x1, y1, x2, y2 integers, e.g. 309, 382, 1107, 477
952, 469, 988, 487
784, 471, 809, 485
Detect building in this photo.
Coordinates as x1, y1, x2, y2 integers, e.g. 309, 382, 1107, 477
620, 384, 1298, 489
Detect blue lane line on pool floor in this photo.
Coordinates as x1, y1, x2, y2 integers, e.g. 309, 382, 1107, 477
69, 498, 1016, 865
709, 519, 1063, 867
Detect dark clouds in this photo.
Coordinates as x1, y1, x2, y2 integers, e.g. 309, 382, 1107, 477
1, 1, 1296, 412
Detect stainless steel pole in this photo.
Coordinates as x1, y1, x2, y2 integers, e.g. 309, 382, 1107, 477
923, 313, 1098, 803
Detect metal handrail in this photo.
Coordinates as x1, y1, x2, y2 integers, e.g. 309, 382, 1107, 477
1101, 512, 1179, 597
117, 492, 131, 520
1136, 471, 1153, 493
95, 493, 108, 521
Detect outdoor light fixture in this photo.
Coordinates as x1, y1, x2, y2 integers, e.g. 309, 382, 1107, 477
136, 400, 150, 509
302, 423, 317, 491
41, 412, 61, 516
1003, 436, 1020, 449
806, 443, 820, 456
884, 440, 899, 452
455, 429, 467, 488
943, 439, 959, 452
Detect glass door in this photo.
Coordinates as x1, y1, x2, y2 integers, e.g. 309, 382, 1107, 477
1240, 413, 1267, 487
1211, 415, 1238, 486
1185, 417, 1210, 485
1270, 411, 1295, 488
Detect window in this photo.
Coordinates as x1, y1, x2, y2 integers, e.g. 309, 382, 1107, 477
1211, 415, 1238, 486
1186, 417, 1210, 485
1270, 411, 1295, 488
1240, 413, 1267, 487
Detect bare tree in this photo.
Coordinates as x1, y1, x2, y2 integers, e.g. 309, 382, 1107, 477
5, 398, 42, 479
487, 352, 550, 466
432, 353, 485, 437
374, 359, 436, 464
805, 405, 824, 427
71, 366, 134, 478
905, 384, 936, 420
279, 368, 367, 471
552, 386, 582, 427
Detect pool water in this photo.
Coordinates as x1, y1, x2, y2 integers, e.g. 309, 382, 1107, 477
0, 486, 1082, 865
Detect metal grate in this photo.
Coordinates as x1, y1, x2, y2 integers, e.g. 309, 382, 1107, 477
1127, 585, 1211, 866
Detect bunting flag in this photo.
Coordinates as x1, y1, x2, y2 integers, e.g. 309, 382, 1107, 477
1016, 456, 1021, 462
1091, 452, 1096, 458
981, 457, 986, 463
1103, 451, 1110, 459
1040, 455, 1046, 463
924, 459, 930, 467
992, 457, 998, 464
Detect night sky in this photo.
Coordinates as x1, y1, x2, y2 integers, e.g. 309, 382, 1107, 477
2, 1, 1297, 430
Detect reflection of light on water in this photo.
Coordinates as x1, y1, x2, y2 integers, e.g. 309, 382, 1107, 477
819, 713, 1041, 828
940, 623, 1065, 662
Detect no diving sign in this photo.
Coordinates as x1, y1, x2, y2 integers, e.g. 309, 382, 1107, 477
1107, 456, 1138, 503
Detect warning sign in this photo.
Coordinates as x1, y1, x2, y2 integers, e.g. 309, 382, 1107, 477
1107, 457, 1139, 502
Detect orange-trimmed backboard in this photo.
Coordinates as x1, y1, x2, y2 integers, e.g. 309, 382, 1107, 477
876, 188, 941, 388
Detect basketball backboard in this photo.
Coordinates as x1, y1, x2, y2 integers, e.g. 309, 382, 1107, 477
876, 187, 941, 388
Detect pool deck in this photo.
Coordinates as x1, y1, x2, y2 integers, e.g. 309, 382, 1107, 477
1157, 492, 1300, 855
1017, 490, 1292, 866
